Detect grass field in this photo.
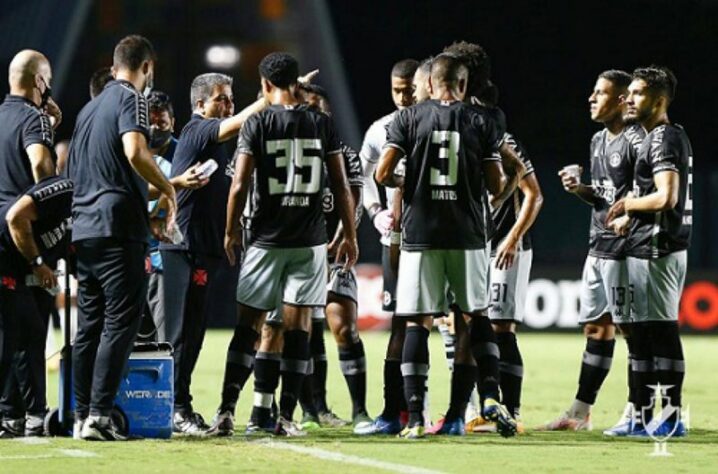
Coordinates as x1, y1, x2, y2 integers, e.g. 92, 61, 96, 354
1, 331, 717, 473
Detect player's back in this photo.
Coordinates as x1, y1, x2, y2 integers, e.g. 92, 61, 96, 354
238, 103, 341, 248
387, 99, 501, 251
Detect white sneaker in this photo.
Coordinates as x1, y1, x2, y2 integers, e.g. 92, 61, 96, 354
73, 416, 85, 440
81, 415, 128, 441
603, 403, 634, 437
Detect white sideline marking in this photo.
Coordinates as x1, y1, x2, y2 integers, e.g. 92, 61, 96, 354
14, 437, 50, 445
57, 449, 98, 458
0, 448, 98, 460
256, 439, 445, 474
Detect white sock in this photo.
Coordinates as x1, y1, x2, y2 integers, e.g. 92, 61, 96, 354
569, 400, 591, 419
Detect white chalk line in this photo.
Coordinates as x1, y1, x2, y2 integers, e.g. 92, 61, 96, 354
255, 438, 445, 474
0, 448, 97, 460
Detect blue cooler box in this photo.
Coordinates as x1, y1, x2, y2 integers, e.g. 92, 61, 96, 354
115, 345, 174, 439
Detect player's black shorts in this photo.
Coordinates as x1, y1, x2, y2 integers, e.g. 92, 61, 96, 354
381, 245, 397, 312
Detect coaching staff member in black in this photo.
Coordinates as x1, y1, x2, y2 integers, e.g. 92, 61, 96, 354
160, 73, 267, 434
66, 35, 177, 441
0, 177, 73, 439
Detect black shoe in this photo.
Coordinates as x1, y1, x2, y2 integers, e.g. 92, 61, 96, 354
0, 418, 25, 438
25, 413, 46, 437
173, 411, 209, 435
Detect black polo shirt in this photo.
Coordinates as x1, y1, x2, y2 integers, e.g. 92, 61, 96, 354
0, 176, 73, 281
160, 114, 234, 258
66, 80, 151, 244
0, 95, 55, 207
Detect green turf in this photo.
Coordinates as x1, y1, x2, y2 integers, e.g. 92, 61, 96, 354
1, 331, 717, 473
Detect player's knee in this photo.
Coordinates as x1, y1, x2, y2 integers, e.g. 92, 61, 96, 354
583, 316, 615, 340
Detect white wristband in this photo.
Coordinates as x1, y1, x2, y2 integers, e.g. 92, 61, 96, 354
390, 231, 402, 245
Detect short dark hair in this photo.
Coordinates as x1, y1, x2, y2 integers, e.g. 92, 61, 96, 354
259, 52, 299, 89
113, 34, 156, 71
430, 53, 468, 89
147, 90, 174, 118
190, 73, 233, 108
598, 69, 632, 92
391, 58, 419, 79
632, 66, 677, 102
443, 41, 491, 97
89, 66, 113, 98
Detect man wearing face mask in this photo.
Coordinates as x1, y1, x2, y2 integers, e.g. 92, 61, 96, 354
160, 73, 267, 434
141, 90, 208, 342
66, 35, 178, 441
0, 49, 60, 207
0, 49, 60, 438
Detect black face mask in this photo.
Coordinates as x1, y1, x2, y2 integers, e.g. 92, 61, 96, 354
149, 128, 172, 149
40, 78, 52, 108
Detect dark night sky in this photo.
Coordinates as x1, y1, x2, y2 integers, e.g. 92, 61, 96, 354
328, 0, 718, 269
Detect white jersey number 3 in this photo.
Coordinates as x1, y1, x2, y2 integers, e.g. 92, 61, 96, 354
430, 131, 459, 186
267, 138, 322, 195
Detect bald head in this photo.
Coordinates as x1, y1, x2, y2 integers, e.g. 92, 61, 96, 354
9, 49, 51, 90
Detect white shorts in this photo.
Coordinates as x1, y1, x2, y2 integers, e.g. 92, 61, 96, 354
578, 256, 630, 324
236, 244, 327, 313
395, 248, 490, 316
488, 249, 532, 323
627, 251, 687, 322
327, 262, 358, 303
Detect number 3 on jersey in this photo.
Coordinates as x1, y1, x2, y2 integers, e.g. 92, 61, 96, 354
267, 138, 322, 195
430, 131, 460, 186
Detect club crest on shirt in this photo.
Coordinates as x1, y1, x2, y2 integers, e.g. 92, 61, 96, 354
609, 152, 622, 168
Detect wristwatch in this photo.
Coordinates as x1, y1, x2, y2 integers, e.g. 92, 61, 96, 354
29, 255, 44, 268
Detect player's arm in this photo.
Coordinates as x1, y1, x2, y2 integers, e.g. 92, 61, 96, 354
26, 143, 55, 182
490, 143, 527, 207
558, 167, 599, 205
328, 185, 362, 255
122, 131, 177, 237
495, 172, 544, 270
148, 163, 208, 200
5, 195, 57, 288
607, 170, 678, 224
225, 151, 254, 266
217, 97, 268, 142
375, 146, 404, 188
327, 152, 359, 270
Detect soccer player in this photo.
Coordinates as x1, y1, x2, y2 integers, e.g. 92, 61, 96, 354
376, 53, 514, 439
67, 35, 177, 441
89, 66, 114, 99
539, 70, 643, 433
207, 52, 357, 437
0, 176, 73, 439
357, 58, 419, 435
295, 84, 372, 432
160, 73, 267, 434
606, 66, 691, 437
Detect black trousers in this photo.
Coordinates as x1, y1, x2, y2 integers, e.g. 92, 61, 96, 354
73, 238, 147, 417
161, 250, 220, 414
0, 284, 48, 418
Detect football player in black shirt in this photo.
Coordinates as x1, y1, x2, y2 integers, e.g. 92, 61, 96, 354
208, 53, 357, 437
67, 35, 177, 441
606, 66, 691, 437
541, 70, 643, 434
292, 85, 371, 432
159, 72, 267, 435
0, 177, 72, 438
357, 59, 419, 436
377, 54, 514, 439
